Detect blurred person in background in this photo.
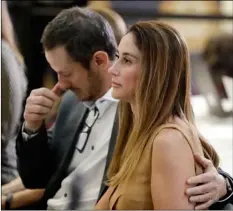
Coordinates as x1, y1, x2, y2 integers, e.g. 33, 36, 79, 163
96, 21, 233, 210
1, 0, 27, 186
90, 6, 127, 45
202, 33, 233, 100
1, 1, 45, 210
203, 33, 233, 79
15, 6, 233, 211
203, 33, 233, 101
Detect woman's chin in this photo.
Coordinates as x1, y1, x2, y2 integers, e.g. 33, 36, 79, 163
111, 89, 123, 100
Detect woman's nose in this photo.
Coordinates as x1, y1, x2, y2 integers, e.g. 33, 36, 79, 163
108, 63, 119, 76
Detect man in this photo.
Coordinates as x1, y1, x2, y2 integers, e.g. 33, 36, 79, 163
16, 7, 233, 210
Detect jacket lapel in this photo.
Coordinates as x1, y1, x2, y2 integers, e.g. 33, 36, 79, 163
57, 102, 88, 172
42, 101, 88, 203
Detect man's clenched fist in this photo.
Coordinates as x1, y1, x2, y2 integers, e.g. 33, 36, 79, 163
24, 83, 65, 131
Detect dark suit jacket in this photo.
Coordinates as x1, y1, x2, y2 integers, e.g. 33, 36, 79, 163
16, 91, 232, 209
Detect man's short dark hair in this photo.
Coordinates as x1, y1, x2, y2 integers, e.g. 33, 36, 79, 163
41, 7, 117, 69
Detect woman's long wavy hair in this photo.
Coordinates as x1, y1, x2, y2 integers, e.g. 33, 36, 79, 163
107, 21, 219, 187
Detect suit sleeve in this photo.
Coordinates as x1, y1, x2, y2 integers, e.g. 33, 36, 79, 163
210, 168, 233, 210
16, 123, 55, 189
16, 91, 75, 189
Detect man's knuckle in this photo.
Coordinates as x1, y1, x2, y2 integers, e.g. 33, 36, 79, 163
30, 90, 35, 95
206, 159, 212, 166
198, 185, 204, 193
213, 173, 218, 181
189, 187, 196, 194
27, 99, 32, 106
206, 173, 213, 181
208, 199, 214, 205
38, 106, 44, 113
32, 114, 40, 121
38, 96, 44, 104
206, 193, 212, 200
32, 89, 39, 95
197, 196, 201, 202
213, 185, 218, 192
37, 106, 42, 113
42, 87, 48, 93
40, 88, 45, 95
212, 174, 219, 182
43, 107, 48, 114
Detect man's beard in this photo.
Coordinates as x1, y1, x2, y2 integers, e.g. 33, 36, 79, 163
71, 72, 103, 101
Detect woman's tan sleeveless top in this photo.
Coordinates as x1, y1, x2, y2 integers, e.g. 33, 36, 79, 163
109, 118, 204, 210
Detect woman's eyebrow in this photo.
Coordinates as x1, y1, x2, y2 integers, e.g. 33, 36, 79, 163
117, 50, 139, 59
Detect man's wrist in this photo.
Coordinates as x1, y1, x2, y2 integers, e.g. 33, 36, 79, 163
218, 173, 233, 203
23, 122, 41, 134
219, 175, 228, 199
22, 122, 41, 141
225, 177, 233, 194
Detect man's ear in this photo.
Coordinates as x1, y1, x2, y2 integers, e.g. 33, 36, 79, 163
92, 51, 109, 68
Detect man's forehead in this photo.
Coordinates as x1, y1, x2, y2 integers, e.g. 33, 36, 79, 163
46, 52, 74, 71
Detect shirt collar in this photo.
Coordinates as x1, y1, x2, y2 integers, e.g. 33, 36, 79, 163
101, 88, 119, 102
82, 88, 118, 118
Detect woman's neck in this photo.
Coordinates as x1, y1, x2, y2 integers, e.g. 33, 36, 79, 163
129, 101, 136, 117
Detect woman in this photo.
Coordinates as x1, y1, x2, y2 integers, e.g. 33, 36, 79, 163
95, 20, 220, 209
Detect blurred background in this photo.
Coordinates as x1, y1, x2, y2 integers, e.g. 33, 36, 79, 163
2, 0, 233, 175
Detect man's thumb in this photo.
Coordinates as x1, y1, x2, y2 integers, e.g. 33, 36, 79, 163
51, 83, 65, 97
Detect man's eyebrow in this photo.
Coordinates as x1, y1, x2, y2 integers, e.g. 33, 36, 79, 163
58, 71, 70, 76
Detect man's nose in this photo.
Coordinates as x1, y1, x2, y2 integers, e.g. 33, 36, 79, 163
57, 77, 71, 90
59, 82, 70, 90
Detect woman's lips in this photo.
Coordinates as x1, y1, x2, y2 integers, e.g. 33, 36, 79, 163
112, 81, 121, 87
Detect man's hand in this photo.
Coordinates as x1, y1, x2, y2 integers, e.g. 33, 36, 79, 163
186, 154, 227, 210
24, 83, 64, 131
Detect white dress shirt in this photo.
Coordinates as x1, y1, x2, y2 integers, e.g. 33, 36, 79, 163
47, 89, 118, 210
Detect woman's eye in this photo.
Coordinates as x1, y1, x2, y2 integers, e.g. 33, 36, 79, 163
123, 58, 131, 64
115, 54, 131, 64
